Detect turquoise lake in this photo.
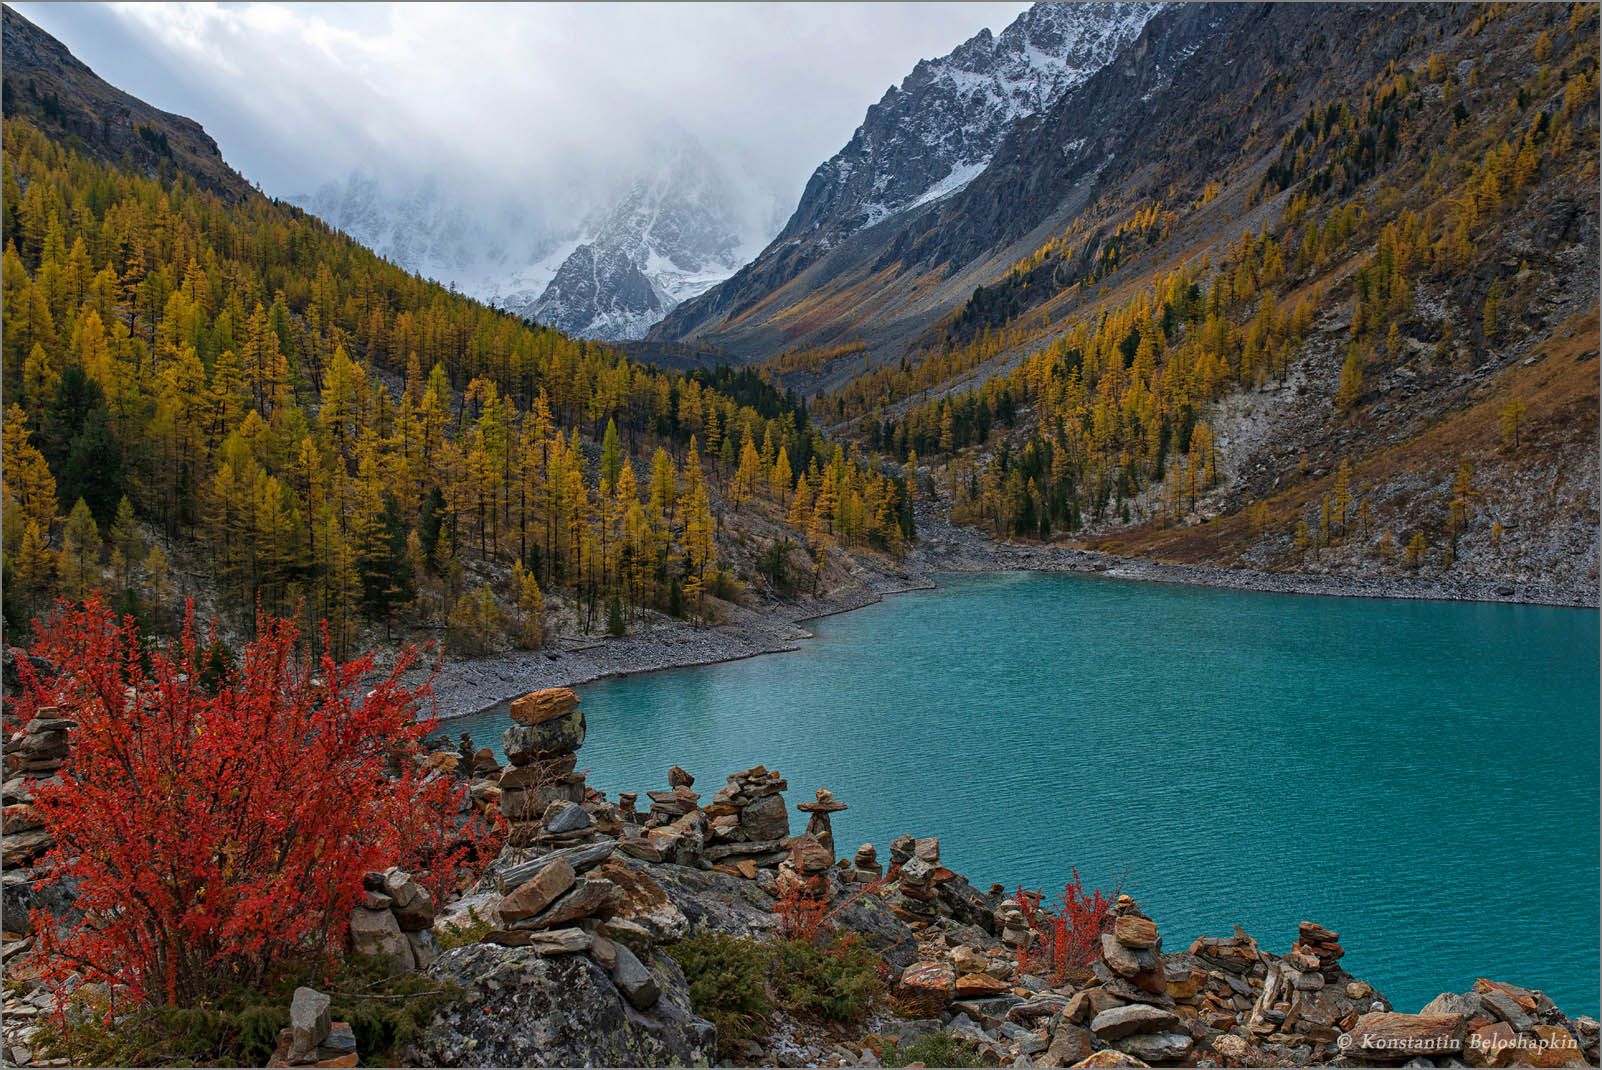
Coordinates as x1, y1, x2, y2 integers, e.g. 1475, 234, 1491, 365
451, 571, 1601, 1016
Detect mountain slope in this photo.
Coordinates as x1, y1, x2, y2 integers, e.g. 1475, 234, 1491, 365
0, 4, 250, 201
804, 1, 1599, 595
650, 1, 1158, 351
0, 12, 912, 653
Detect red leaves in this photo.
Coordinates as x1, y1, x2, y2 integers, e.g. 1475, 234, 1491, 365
776, 876, 887, 945
17, 598, 466, 1008
1014, 868, 1120, 983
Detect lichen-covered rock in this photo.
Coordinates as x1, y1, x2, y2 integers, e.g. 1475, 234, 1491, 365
408, 941, 713, 1067
502, 710, 585, 766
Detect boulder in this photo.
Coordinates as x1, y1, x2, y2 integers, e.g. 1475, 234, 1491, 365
392, 886, 435, 932
1422, 991, 1484, 1018
543, 800, 594, 835
1523, 1024, 1589, 1067
498, 858, 577, 924
484, 927, 593, 954
408, 940, 713, 1067
1069, 1051, 1151, 1068
502, 710, 585, 766
1465, 1022, 1520, 1068
348, 906, 412, 971
1480, 989, 1538, 1033
289, 987, 332, 1061
1102, 932, 1160, 978
955, 972, 1011, 998
1114, 1031, 1193, 1063
1042, 1022, 1095, 1067
382, 867, 420, 909
1345, 1012, 1466, 1063
1115, 915, 1159, 949
407, 930, 440, 970
509, 688, 580, 726
513, 877, 617, 930
610, 941, 662, 1011
739, 792, 789, 841
897, 960, 957, 1017
1091, 1003, 1182, 1041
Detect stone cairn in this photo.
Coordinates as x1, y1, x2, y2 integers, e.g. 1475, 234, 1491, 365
347, 866, 438, 972
265, 987, 357, 1068
843, 843, 882, 884
796, 787, 847, 860
1, 708, 72, 870
499, 688, 591, 850
691, 765, 791, 878
464, 688, 680, 1010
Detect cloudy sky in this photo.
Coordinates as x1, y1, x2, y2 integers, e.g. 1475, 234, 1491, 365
14, 2, 1031, 215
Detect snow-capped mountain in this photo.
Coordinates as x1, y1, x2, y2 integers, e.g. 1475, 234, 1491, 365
795, 1, 1161, 240
519, 136, 759, 340
292, 172, 568, 302
296, 135, 770, 341
652, 1, 1160, 345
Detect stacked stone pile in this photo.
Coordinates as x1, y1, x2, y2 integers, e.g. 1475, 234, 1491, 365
498, 688, 588, 849
797, 787, 847, 860
844, 843, 883, 883
480, 838, 677, 1010
265, 987, 358, 1068
693, 765, 791, 875
618, 766, 706, 865
348, 866, 439, 972
775, 833, 834, 902
1, 710, 73, 869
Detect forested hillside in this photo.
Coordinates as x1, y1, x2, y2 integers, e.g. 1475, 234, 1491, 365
785, 2, 1598, 593
0, 10, 912, 653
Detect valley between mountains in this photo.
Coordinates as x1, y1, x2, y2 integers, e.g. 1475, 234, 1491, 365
1, 3, 1599, 1067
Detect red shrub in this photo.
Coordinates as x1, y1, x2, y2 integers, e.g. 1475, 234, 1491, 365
1014, 868, 1120, 983
16, 598, 465, 1008
775, 876, 887, 944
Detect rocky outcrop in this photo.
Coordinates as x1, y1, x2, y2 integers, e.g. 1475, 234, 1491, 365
652, 2, 1158, 351
409, 942, 712, 1068
418, 691, 1595, 1068
1, 6, 251, 201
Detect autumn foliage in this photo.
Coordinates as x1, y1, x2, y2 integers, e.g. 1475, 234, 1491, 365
1014, 868, 1120, 983
13, 598, 467, 1008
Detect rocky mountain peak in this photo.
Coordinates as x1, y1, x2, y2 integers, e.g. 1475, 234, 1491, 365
652, 1, 1159, 344
522, 133, 756, 341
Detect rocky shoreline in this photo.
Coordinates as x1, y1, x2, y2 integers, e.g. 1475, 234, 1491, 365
906, 510, 1601, 611
344, 690, 1602, 1066
425, 569, 935, 720
427, 513, 1595, 720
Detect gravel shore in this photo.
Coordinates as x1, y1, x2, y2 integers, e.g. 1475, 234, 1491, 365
425, 566, 933, 720
427, 511, 1596, 719
907, 509, 1602, 610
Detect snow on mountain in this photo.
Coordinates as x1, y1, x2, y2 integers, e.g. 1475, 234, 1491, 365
295, 133, 769, 341
519, 134, 759, 341
796, 1, 1161, 241
652, 1, 1161, 344
291, 172, 568, 303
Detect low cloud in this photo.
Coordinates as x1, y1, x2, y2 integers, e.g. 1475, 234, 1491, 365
16, 1, 1029, 223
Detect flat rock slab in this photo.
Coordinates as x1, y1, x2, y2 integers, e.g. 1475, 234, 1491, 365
1091, 1003, 1181, 1041
1346, 1012, 1466, 1063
